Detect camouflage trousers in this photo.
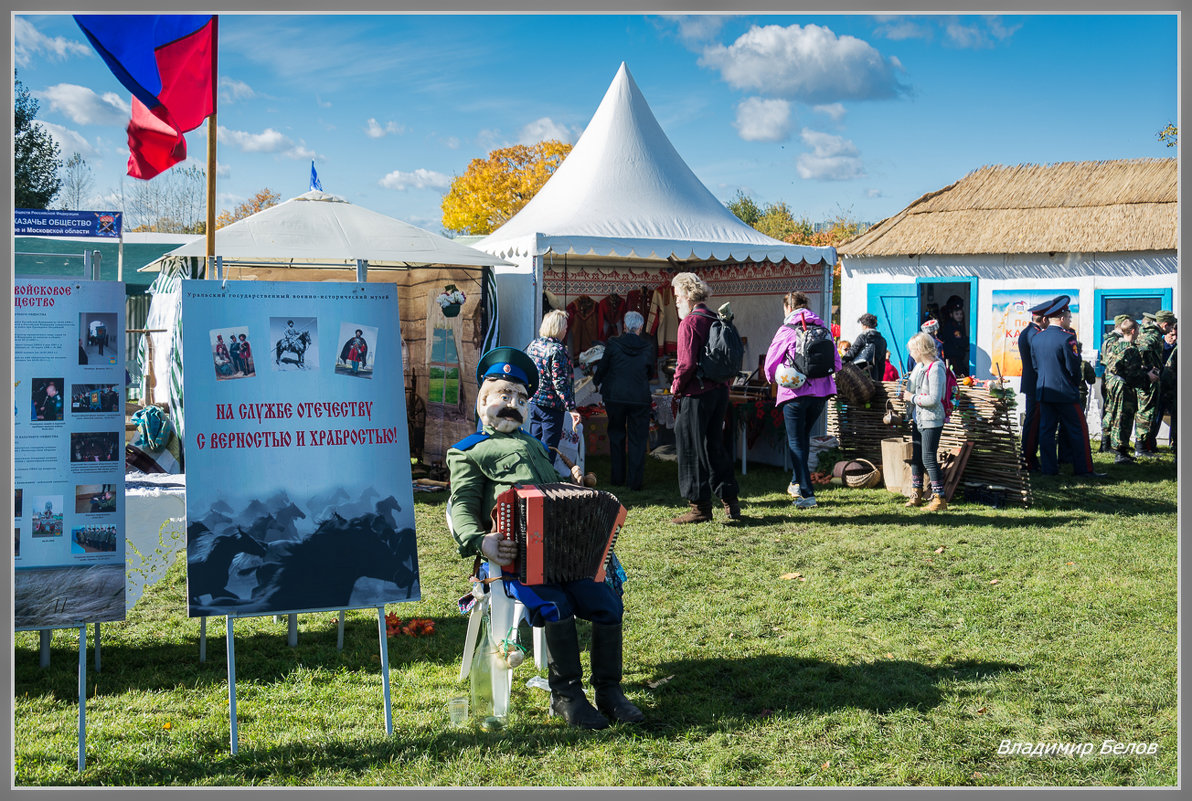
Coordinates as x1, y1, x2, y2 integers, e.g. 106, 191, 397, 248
1102, 378, 1137, 451
1134, 380, 1160, 447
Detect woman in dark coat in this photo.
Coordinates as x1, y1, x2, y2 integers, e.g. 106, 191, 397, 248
594, 311, 657, 490
938, 295, 970, 377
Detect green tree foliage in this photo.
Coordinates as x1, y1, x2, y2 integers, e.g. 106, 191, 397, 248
15, 72, 62, 209
726, 190, 760, 227
440, 141, 572, 235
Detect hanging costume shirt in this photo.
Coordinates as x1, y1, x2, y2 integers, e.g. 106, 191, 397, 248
647, 284, 679, 354
566, 295, 601, 358
597, 293, 626, 342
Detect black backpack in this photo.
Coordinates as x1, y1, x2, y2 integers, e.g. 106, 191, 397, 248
696, 310, 745, 384
786, 319, 836, 379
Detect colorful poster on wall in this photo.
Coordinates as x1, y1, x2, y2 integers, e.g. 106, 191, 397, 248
991, 289, 1081, 377
13, 278, 126, 629
181, 281, 419, 618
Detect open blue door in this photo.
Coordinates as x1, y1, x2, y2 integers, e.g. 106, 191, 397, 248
867, 283, 919, 377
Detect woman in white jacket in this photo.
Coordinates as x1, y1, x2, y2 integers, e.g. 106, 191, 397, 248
902, 332, 948, 511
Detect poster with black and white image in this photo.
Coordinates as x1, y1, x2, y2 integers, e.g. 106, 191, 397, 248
182, 281, 419, 618
14, 279, 126, 629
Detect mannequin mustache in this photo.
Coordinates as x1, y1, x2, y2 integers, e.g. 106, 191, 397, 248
496, 408, 524, 422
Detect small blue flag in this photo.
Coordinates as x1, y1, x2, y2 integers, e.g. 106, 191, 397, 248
310, 161, 322, 192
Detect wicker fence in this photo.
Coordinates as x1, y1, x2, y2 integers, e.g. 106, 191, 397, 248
827, 381, 1032, 508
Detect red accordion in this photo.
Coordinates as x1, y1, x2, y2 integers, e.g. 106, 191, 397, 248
492, 483, 626, 585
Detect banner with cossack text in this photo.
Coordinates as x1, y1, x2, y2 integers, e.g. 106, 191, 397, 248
181, 280, 419, 618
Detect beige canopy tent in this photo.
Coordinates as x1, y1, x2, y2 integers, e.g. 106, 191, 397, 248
141, 191, 512, 464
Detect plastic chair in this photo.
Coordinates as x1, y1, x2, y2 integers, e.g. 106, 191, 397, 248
448, 503, 548, 719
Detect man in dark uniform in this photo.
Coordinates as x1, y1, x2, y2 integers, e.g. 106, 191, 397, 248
1018, 298, 1053, 471
1030, 297, 1102, 477
447, 347, 643, 730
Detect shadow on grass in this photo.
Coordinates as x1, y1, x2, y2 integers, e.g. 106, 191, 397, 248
13, 613, 476, 700
24, 655, 1027, 784
639, 655, 1025, 728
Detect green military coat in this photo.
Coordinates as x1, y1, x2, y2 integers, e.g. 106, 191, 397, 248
446, 425, 563, 558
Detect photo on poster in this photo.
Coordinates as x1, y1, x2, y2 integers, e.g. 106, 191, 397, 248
15, 488, 23, 518
31, 378, 65, 421
30, 495, 63, 538
335, 322, 377, 378
15, 527, 20, 558
210, 326, 257, 380
70, 383, 122, 414
72, 524, 119, 554
15, 564, 126, 628
991, 289, 1081, 377
70, 431, 122, 463
80, 311, 118, 364
270, 316, 318, 371
76, 483, 117, 513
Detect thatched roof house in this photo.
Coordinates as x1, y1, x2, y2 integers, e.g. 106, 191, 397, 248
838, 158, 1177, 257
835, 157, 1177, 437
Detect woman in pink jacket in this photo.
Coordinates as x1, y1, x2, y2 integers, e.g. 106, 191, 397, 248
763, 292, 841, 509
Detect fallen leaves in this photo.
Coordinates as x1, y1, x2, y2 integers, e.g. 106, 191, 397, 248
780, 572, 806, 582
934, 546, 946, 554
989, 579, 1000, 585
385, 612, 435, 638
976, 707, 989, 715
647, 675, 675, 689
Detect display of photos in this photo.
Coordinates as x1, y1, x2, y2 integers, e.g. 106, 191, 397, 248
181, 281, 419, 618
14, 279, 126, 629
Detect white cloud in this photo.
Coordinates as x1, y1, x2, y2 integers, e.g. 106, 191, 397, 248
866, 188, 884, 198
812, 103, 847, 122
518, 117, 576, 145
38, 84, 129, 126
365, 118, 405, 138
796, 128, 865, 181
219, 77, 257, 104
733, 97, 792, 142
441, 136, 461, 150
378, 168, 451, 191
36, 121, 98, 159
699, 23, 907, 103
217, 126, 315, 160
873, 16, 933, 42
315, 95, 332, 109
14, 18, 92, 67
659, 14, 729, 49
944, 15, 1022, 49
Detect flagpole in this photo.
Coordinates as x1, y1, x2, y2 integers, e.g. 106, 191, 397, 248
205, 15, 219, 278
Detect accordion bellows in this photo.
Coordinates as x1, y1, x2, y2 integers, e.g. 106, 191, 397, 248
493, 483, 626, 586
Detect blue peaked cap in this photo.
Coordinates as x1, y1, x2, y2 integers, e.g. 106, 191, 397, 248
475, 346, 539, 397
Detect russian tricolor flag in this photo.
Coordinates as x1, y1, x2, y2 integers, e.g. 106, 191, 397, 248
75, 15, 217, 179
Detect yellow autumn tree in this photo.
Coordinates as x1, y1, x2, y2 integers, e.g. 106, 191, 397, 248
441, 141, 572, 235
215, 188, 281, 229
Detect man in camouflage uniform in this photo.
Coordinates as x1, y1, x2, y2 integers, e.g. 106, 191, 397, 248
1101, 315, 1151, 464
1142, 309, 1178, 454
1133, 312, 1166, 457
1158, 325, 1177, 461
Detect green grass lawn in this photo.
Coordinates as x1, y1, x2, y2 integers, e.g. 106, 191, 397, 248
12, 449, 1178, 786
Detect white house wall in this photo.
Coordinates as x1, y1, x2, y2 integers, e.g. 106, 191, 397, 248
840, 250, 1178, 438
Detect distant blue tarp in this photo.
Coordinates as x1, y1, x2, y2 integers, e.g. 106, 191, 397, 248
15, 209, 122, 238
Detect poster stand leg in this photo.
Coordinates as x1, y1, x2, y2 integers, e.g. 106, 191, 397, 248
337, 611, 345, 650
77, 624, 86, 771
41, 629, 51, 668
288, 614, 298, 647
94, 623, 101, 672
227, 616, 238, 755
199, 616, 207, 662
376, 607, 393, 736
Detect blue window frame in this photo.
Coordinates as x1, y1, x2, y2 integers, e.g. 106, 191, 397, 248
1091, 287, 1173, 374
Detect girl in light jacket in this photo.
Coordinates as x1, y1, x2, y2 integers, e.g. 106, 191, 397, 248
763, 291, 841, 509
903, 332, 948, 511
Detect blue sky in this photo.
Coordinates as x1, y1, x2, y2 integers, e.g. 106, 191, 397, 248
14, 13, 1179, 233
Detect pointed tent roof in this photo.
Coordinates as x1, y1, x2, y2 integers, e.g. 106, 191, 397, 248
146, 190, 509, 270
478, 63, 834, 265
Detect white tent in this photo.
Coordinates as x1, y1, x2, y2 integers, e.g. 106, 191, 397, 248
148, 190, 510, 270
477, 62, 836, 352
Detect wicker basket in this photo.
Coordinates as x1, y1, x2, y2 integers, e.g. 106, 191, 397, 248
832, 458, 882, 489
835, 362, 880, 406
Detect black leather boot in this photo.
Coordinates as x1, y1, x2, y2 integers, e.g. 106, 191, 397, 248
544, 618, 608, 730
590, 622, 644, 724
